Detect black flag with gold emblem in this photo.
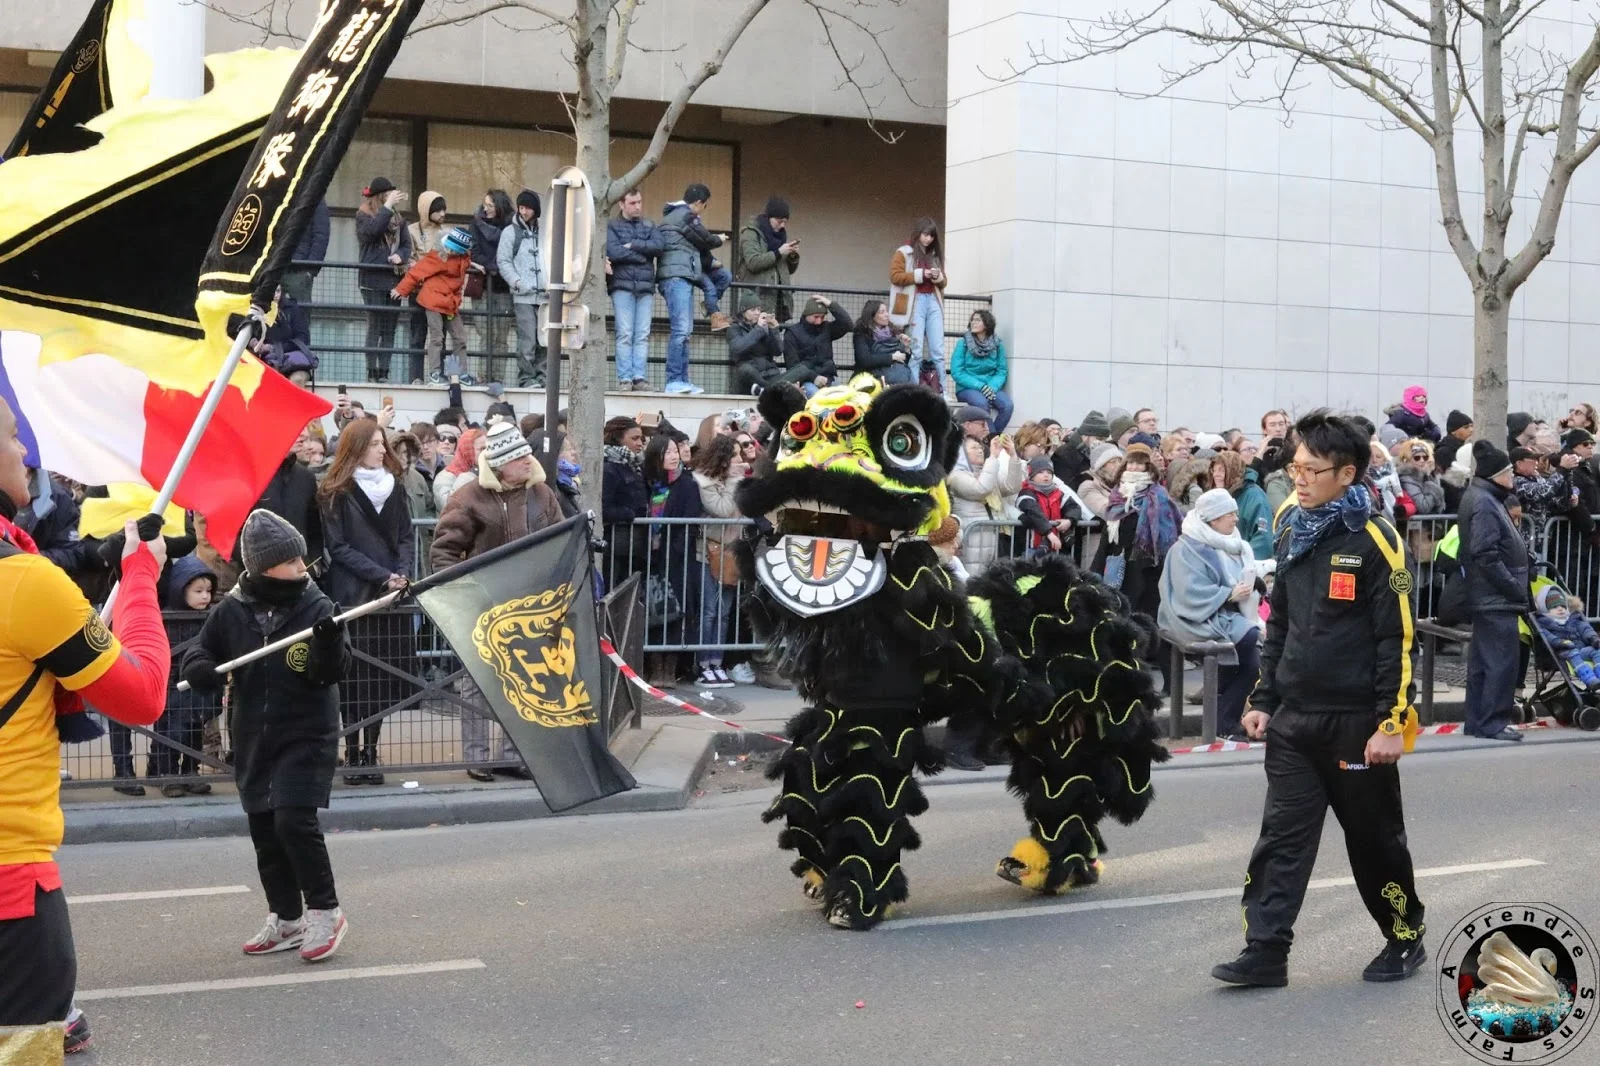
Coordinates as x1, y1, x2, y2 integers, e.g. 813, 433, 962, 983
5, 0, 120, 159
413, 514, 636, 812
198, 0, 423, 309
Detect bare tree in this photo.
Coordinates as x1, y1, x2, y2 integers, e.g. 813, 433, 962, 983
205, 0, 926, 500
987, 0, 1600, 438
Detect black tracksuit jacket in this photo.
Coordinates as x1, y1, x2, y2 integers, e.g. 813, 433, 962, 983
1252, 512, 1416, 732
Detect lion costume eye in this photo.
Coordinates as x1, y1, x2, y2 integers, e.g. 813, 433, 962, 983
881, 414, 929, 471
830, 402, 863, 432
787, 412, 818, 444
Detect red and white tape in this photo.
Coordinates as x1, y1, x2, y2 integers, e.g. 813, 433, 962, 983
1168, 716, 1558, 755
599, 639, 791, 745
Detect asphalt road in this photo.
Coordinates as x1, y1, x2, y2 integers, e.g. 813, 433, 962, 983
57, 739, 1600, 1066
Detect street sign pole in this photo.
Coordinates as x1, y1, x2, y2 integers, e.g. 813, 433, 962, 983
541, 167, 592, 484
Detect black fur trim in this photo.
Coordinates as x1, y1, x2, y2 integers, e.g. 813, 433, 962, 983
757, 382, 807, 430
861, 384, 958, 489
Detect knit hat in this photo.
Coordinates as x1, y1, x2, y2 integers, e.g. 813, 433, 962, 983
1446, 409, 1473, 434
239, 509, 307, 577
763, 196, 791, 219
1564, 427, 1595, 450
1077, 410, 1111, 439
363, 176, 396, 197
481, 422, 533, 470
801, 296, 828, 318
1474, 439, 1512, 480
1508, 412, 1535, 440
1027, 455, 1054, 478
442, 226, 473, 255
1378, 424, 1408, 451
1090, 443, 1123, 472
1194, 432, 1225, 453
516, 189, 541, 217
1123, 443, 1155, 465
1128, 431, 1162, 450
1194, 487, 1239, 523
1540, 586, 1568, 613
1109, 414, 1135, 441
738, 290, 762, 314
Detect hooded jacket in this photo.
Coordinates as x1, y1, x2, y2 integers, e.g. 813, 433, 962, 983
181, 578, 348, 814
394, 249, 472, 316
408, 190, 446, 264
497, 213, 546, 306
429, 453, 564, 568
656, 200, 723, 282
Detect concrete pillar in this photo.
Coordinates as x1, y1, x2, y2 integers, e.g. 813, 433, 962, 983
143, 0, 205, 100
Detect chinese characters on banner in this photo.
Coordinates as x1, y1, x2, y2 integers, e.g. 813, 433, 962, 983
198, 0, 424, 310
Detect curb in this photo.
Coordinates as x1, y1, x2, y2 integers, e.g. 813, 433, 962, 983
62, 726, 717, 845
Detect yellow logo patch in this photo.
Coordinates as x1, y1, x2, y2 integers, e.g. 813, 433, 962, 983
285, 642, 310, 673
1389, 569, 1414, 595
83, 613, 113, 654
472, 584, 594, 728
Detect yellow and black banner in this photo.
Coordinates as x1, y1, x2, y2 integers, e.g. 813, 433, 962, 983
5, 0, 119, 159
198, 0, 423, 309
414, 515, 637, 812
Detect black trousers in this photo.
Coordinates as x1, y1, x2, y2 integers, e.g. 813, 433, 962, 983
1241, 708, 1424, 954
0, 885, 75, 1025
1216, 628, 1262, 738
1465, 609, 1520, 737
248, 807, 339, 920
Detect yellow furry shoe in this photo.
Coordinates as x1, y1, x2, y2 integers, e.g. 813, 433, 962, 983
996, 838, 1104, 895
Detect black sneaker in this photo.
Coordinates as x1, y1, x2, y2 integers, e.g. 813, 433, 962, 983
945, 751, 986, 772
1363, 939, 1426, 982
185, 780, 213, 795
1211, 946, 1289, 987
64, 1007, 91, 1054
113, 781, 145, 796
467, 768, 495, 782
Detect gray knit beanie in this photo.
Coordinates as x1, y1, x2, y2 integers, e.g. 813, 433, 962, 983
239, 509, 307, 576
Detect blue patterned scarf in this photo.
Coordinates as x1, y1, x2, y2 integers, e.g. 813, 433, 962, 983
1277, 484, 1373, 572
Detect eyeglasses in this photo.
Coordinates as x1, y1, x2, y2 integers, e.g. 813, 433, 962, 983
1285, 461, 1338, 483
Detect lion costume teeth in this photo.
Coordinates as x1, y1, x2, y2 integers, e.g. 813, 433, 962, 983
736, 376, 1168, 930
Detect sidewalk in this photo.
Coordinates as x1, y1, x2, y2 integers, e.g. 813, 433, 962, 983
62, 670, 1591, 843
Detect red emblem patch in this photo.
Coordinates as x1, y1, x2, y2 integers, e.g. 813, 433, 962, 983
1328, 571, 1357, 601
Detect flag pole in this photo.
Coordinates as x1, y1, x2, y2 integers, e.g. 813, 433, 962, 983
100, 309, 264, 617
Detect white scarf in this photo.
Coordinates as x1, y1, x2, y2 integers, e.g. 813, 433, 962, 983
1107, 471, 1154, 545
355, 465, 395, 511
1181, 510, 1273, 625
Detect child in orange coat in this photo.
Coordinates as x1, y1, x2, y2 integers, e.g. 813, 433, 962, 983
393, 226, 476, 380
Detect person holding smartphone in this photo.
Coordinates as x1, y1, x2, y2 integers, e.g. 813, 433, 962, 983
355, 178, 412, 385
735, 197, 800, 323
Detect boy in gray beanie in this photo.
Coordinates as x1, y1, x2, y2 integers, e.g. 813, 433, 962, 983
183, 509, 353, 963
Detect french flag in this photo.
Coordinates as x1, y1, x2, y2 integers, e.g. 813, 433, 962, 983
0, 328, 329, 557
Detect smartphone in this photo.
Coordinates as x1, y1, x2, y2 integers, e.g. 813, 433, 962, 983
337, 384, 348, 395
382, 394, 394, 410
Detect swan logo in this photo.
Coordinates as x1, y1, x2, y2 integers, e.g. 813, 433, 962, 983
1436, 902, 1596, 1063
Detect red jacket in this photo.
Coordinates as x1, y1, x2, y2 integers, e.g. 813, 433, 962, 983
1016, 481, 1065, 550
395, 250, 471, 315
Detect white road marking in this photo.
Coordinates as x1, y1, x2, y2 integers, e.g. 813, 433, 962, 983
67, 886, 251, 905
76, 959, 487, 1001
885, 857, 1545, 930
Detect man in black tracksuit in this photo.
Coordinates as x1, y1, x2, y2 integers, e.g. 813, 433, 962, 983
1212, 410, 1426, 988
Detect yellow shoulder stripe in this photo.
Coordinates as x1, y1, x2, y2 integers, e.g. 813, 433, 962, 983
1364, 518, 1418, 750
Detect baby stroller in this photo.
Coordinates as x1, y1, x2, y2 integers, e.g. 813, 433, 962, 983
1520, 568, 1600, 730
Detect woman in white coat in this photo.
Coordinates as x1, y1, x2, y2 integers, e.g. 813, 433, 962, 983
947, 435, 1022, 569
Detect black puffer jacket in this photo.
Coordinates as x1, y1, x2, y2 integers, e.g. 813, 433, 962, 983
1457, 478, 1529, 615
182, 578, 349, 814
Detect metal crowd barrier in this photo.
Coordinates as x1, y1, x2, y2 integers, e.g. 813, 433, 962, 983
288, 260, 991, 392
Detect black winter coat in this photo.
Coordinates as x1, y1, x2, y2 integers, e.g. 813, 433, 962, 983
1457, 479, 1530, 614
183, 580, 349, 813
471, 207, 507, 281
782, 304, 853, 381
254, 455, 324, 569
605, 216, 664, 294
292, 200, 331, 268
20, 482, 102, 580
322, 485, 413, 608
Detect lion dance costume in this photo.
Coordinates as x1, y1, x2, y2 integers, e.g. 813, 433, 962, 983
735, 376, 1169, 930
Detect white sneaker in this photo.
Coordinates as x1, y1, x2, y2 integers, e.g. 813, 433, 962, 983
664, 380, 693, 394
712, 666, 734, 686
686, 382, 705, 395
242, 913, 305, 955
298, 907, 347, 963
729, 662, 756, 685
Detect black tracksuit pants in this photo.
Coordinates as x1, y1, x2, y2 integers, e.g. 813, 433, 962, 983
0, 885, 75, 1025
1241, 708, 1424, 954
248, 807, 339, 921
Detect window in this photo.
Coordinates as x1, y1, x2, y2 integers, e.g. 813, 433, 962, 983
427, 122, 733, 230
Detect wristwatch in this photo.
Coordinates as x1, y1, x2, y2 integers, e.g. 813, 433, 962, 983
1378, 717, 1404, 737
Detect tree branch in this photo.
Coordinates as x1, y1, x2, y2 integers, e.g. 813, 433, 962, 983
608, 0, 642, 89
410, 0, 575, 34
605, 0, 776, 205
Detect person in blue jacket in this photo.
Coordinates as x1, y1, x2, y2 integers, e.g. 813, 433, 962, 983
950, 309, 1012, 434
